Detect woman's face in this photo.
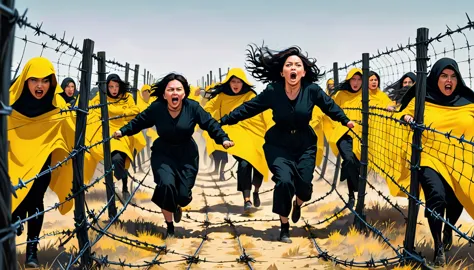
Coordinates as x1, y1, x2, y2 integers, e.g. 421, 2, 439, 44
437, 68, 458, 96
402, 77, 414, 87
164, 79, 186, 109
64, 82, 75, 97
349, 74, 362, 91
369, 75, 379, 90
108, 81, 120, 97
282, 55, 306, 86
27, 76, 51, 99
229, 77, 243, 94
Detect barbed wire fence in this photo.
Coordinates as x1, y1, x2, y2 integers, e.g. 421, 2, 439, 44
1, 1, 474, 269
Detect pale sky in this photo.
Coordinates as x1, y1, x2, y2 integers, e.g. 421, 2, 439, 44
11, 0, 474, 91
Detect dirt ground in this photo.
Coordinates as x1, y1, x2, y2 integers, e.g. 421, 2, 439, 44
15, 132, 474, 269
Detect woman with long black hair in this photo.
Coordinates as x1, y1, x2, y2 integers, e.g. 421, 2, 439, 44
113, 73, 234, 237
219, 44, 354, 243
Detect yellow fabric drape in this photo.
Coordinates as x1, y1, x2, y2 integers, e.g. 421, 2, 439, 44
203, 92, 273, 181
202, 68, 273, 180
86, 92, 146, 181
390, 100, 474, 218
310, 106, 326, 167
323, 68, 393, 158
8, 57, 81, 215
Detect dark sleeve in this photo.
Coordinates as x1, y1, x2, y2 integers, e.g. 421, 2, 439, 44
220, 84, 272, 125
311, 84, 350, 125
195, 102, 230, 144
119, 104, 156, 136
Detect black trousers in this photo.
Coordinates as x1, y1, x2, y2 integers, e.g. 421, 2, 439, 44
233, 156, 263, 192
264, 143, 315, 217
12, 155, 52, 241
150, 140, 199, 213
419, 167, 463, 244
336, 133, 360, 193
111, 150, 129, 192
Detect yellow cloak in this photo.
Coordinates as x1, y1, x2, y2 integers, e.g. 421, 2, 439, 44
323, 68, 393, 159
86, 92, 146, 181
202, 68, 273, 181
392, 100, 474, 218
9, 57, 79, 215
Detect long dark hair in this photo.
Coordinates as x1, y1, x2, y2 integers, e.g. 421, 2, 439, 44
106, 74, 129, 100
150, 73, 190, 100
369, 71, 381, 89
245, 43, 322, 84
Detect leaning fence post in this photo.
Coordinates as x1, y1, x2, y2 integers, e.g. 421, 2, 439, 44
72, 39, 94, 268
404, 27, 429, 260
354, 53, 370, 230
0, 1, 17, 269
97, 51, 118, 218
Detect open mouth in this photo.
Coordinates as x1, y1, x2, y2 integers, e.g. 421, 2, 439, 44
171, 97, 179, 104
290, 72, 297, 80
34, 90, 44, 98
445, 84, 453, 92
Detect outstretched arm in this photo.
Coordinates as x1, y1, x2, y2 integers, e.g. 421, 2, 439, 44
311, 84, 351, 125
220, 85, 272, 126
118, 104, 156, 137
196, 104, 230, 145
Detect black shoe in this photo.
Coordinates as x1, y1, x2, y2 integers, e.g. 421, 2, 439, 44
291, 201, 301, 223
244, 201, 252, 212
219, 171, 225, 181
443, 228, 453, 252
433, 243, 446, 267
166, 228, 175, 239
279, 223, 292, 243
166, 221, 175, 239
174, 206, 182, 223
253, 192, 261, 207
25, 242, 39, 268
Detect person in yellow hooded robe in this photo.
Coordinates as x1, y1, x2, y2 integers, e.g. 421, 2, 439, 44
323, 68, 363, 207
87, 74, 146, 200
385, 72, 416, 105
9, 57, 76, 268
325, 78, 335, 95
323, 69, 392, 207
396, 58, 474, 266
203, 68, 273, 212
58, 77, 78, 106
220, 45, 353, 243
201, 82, 229, 180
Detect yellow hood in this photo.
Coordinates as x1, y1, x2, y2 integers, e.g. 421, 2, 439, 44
10, 57, 64, 107
221, 68, 253, 86
345, 68, 362, 80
